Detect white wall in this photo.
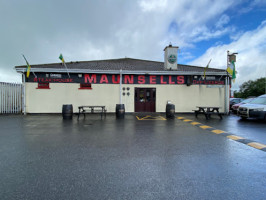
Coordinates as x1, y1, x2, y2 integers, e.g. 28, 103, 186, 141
25, 83, 225, 113
26, 83, 119, 113
156, 85, 225, 112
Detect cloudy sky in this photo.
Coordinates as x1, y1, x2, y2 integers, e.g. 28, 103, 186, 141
0, 0, 266, 90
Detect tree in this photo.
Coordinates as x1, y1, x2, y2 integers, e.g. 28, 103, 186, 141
234, 77, 266, 98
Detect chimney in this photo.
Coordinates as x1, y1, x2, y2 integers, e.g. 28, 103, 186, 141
164, 44, 179, 70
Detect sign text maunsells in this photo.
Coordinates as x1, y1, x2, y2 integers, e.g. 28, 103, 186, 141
26, 73, 225, 85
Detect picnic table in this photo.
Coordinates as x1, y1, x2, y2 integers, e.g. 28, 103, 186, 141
193, 106, 223, 120
78, 106, 107, 119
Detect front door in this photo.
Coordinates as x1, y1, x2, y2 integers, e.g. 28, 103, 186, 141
135, 88, 156, 112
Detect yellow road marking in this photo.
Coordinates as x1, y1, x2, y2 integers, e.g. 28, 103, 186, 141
247, 142, 266, 150
136, 115, 166, 120
211, 130, 226, 134
177, 116, 266, 152
200, 125, 212, 129
156, 116, 167, 120
227, 135, 245, 140
142, 115, 152, 119
191, 122, 201, 125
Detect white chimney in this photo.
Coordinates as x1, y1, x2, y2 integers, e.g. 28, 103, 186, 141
164, 44, 179, 70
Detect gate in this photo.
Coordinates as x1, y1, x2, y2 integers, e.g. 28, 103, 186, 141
0, 82, 23, 114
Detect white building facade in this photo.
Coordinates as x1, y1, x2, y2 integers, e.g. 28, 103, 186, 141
15, 45, 231, 114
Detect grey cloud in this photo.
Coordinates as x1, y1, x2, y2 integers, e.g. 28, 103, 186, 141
0, 0, 264, 85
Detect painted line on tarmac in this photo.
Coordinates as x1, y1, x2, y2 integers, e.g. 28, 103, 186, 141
176, 116, 266, 152
136, 115, 167, 120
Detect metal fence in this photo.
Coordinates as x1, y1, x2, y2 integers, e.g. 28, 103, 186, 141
0, 82, 23, 114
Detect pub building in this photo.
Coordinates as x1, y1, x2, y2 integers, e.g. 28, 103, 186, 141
15, 45, 231, 114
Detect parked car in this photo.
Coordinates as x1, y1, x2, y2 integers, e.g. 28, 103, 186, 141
232, 98, 255, 114
230, 98, 244, 110
237, 94, 266, 121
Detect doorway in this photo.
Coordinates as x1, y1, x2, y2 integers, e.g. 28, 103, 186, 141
135, 88, 156, 112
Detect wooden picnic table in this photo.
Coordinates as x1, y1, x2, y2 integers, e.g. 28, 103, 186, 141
193, 106, 223, 120
78, 106, 106, 119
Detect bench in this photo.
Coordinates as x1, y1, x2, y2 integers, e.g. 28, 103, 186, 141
78, 106, 107, 120
193, 106, 222, 120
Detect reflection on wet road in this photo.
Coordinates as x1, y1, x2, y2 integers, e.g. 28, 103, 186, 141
0, 114, 265, 200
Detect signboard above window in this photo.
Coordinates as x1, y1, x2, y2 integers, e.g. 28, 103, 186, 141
27, 73, 226, 85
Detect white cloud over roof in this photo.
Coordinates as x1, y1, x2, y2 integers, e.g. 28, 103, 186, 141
189, 20, 266, 90
0, 0, 265, 89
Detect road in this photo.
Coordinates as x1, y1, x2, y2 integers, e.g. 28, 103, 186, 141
0, 114, 265, 200
180, 113, 266, 144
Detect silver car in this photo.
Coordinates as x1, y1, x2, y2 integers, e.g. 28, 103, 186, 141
237, 94, 266, 121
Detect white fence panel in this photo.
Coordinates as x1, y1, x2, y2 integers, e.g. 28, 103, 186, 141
0, 82, 23, 114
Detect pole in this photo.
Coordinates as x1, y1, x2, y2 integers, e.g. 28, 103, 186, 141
22, 73, 26, 115
63, 62, 71, 78
119, 69, 122, 104
224, 51, 229, 114
225, 76, 227, 114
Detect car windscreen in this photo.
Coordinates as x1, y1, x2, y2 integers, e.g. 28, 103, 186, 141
242, 98, 254, 103
230, 99, 241, 103
249, 97, 266, 105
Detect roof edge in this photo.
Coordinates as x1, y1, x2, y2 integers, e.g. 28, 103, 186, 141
15, 68, 227, 76
15, 57, 164, 68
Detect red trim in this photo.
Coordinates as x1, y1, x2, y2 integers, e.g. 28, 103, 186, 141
37, 83, 50, 89
79, 83, 92, 89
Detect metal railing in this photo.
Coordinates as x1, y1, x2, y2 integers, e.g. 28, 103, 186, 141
0, 82, 23, 114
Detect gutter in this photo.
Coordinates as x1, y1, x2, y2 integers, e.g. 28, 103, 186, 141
15, 68, 228, 76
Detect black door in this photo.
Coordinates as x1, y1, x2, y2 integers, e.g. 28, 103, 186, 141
135, 88, 156, 112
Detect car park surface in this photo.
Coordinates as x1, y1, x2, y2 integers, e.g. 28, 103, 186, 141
0, 114, 266, 200
181, 113, 266, 145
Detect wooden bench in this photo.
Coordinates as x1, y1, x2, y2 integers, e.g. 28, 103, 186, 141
78, 106, 107, 120
193, 106, 222, 120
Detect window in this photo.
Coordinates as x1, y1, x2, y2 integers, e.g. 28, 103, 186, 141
79, 83, 92, 89
37, 83, 50, 89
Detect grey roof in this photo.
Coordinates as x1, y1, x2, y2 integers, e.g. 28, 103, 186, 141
15, 58, 226, 74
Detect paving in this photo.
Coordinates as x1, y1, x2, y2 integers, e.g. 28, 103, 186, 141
0, 114, 266, 200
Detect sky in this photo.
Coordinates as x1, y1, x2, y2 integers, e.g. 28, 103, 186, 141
0, 0, 266, 91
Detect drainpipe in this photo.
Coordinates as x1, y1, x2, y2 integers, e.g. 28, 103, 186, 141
116, 69, 125, 119
120, 69, 122, 104
22, 73, 26, 115
225, 77, 227, 114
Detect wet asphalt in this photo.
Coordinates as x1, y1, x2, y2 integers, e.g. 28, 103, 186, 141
181, 113, 266, 144
0, 114, 265, 200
